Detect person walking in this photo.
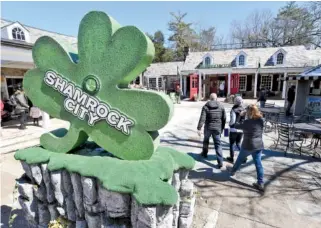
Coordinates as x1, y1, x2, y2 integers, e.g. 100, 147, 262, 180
175, 85, 181, 104
257, 87, 267, 108
30, 106, 41, 126
219, 81, 225, 97
227, 104, 265, 191
226, 96, 246, 163
286, 85, 296, 116
11, 84, 29, 130
197, 93, 226, 168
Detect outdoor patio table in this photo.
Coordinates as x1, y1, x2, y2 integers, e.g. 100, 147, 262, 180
292, 123, 321, 158
259, 107, 281, 114
292, 123, 321, 134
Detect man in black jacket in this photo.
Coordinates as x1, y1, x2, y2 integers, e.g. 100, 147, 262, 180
286, 85, 296, 116
197, 93, 226, 168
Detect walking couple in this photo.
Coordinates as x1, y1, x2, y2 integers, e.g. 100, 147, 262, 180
197, 93, 265, 191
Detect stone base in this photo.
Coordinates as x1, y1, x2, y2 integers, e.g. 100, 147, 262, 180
17, 161, 196, 228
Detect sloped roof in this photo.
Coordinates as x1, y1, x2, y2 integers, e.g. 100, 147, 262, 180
182, 46, 318, 71
299, 64, 321, 77
144, 61, 184, 78
1, 19, 77, 49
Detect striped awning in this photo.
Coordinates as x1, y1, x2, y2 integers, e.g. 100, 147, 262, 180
285, 75, 320, 81
285, 64, 321, 81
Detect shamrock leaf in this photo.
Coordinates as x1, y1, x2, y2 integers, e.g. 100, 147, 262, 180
23, 11, 173, 160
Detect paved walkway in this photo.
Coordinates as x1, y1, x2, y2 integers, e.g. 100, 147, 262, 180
2, 99, 321, 228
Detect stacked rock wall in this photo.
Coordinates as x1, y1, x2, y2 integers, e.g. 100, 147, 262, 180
17, 161, 195, 228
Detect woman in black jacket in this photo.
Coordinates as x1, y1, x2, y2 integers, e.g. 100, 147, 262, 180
228, 104, 265, 191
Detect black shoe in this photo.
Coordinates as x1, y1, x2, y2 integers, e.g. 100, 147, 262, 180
200, 152, 208, 158
253, 182, 265, 192
19, 125, 26, 130
218, 164, 223, 169
242, 158, 247, 164
226, 157, 234, 163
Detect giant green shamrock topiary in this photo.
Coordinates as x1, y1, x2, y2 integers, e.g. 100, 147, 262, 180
23, 11, 174, 160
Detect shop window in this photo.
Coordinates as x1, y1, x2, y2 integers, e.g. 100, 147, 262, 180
239, 55, 245, 66
276, 53, 284, 65
12, 27, 25, 41
260, 75, 272, 90
158, 77, 162, 89
148, 78, 157, 89
239, 75, 247, 91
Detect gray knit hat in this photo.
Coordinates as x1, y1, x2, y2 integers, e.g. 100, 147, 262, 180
234, 96, 243, 105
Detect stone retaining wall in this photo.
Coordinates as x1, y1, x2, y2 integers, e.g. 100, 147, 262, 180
17, 161, 195, 228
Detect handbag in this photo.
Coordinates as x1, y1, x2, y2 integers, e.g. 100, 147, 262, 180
224, 128, 229, 137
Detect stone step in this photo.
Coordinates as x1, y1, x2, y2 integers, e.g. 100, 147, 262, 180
1, 138, 40, 154
1, 132, 42, 148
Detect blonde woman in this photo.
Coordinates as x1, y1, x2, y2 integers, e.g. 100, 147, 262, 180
228, 104, 265, 191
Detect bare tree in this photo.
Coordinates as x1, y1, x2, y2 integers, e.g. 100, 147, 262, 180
229, 2, 321, 48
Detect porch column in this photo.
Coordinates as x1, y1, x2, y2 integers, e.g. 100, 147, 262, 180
156, 76, 159, 91
282, 72, 287, 99
139, 74, 143, 86
277, 74, 281, 92
183, 76, 187, 96
203, 74, 206, 99
179, 72, 182, 89
198, 71, 202, 100
42, 111, 50, 130
254, 72, 258, 98
227, 72, 231, 95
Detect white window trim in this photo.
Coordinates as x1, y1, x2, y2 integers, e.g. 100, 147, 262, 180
260, 74, 273, 90
202, 53, 214, 66
273, 49, 287, 66
4, 22, 30, 43
239, 75, 247, 92
236, 51, 247, 67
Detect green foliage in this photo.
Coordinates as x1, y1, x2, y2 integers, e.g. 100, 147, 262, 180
168, 11, 198, 60
148, 30, 174, 62
15, 146, 195, 205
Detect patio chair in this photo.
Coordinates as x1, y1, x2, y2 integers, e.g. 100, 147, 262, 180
275, 123, 304, 156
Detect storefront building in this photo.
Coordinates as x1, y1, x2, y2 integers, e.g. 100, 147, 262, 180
1, 19, 77, 100
180, 46, 321, 100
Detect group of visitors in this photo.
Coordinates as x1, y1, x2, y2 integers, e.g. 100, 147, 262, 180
197, 93, 265, 191
5, 84, 41, 129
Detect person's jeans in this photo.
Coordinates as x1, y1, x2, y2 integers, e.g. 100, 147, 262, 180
176, 94, 181, 104
19, 111, 27, 127
260, 101, 265, 108
232, 148, 264, 184
202, 128, 223, 165
286, 101, 293, 116
229, 132, 243, 158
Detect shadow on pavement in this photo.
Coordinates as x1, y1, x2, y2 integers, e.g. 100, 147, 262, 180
1, 205, 27, 228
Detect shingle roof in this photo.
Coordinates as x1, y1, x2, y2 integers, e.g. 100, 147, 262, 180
144, 61, 184, 78
182, 46, 320, 71
1, 19, 77, 50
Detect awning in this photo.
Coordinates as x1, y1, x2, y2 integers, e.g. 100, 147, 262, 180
285, 65, 321, 81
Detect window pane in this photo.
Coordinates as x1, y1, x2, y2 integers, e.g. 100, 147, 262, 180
12, 32, 16, 39
21, 34, 25, 40
239, 55, 245, 66
17, 33, 21, 40
277, 53, 284, 64
239, 75, 246, 91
